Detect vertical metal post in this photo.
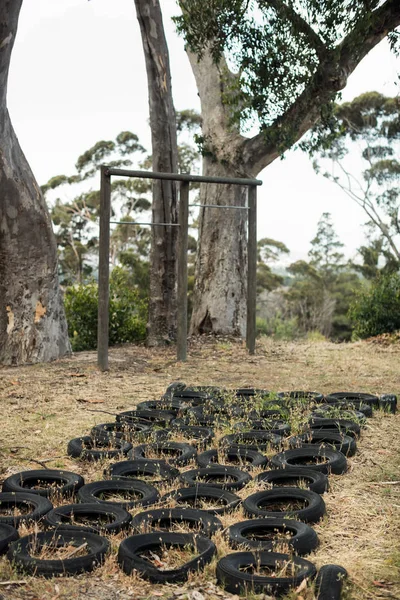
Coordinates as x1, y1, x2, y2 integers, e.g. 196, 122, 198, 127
97, 166, 111, 371
246, 185, 257, 354
177, 181, 189, 361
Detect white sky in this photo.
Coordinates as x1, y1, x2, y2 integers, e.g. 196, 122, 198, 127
7, 0, 400, 265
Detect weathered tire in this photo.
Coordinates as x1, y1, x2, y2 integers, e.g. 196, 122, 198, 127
162, 486, 241, 515
219, 431, 282, 451
116, 409, 175, 427
289, 430, 357, 457
243, 487, 326, 523
315, 564, 348, 600
227, 518, 319, 555
0, 492, 53, 527
197, 447, 268, 469
379, 394, 397, 414
308, 418, 361, 438
0, 524, 18, 554
43, 502, 132, 534
256, 468, 328, 494
270, 447, 347, 475
67, 436, 132, 461
2, 469, 84, 499
216, 551, 317, 595
117, 532, 216, 583
77, 479, 159, 509
278, 391, 324, 403
107, 459, 181, 485
90, 421, 151, 443
131, 507, 222, 537
233, 420, 291, 436
180, 466, 252, 491
129, 442, 197, 466
325, 392, 379, 409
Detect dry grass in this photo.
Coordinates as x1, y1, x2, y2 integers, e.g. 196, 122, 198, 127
0, 337, 399, 599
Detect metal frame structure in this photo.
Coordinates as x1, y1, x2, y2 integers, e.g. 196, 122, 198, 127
97, 166, 262, 370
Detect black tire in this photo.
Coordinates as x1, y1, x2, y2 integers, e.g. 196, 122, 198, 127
316, 401, 372, 418
243, 487, 326, 523
118, 532, 216, 583
129, 442, 197, 466
43, 502, 132, 534
311, 406, 369, 421
136, 400, 180, 416
379, 394, 397, 414
247, 409, 290, 419
216, 551, 317, 595
0, 492, 53, 527
8, 530, 109, 577
234, 388, 271, 397
2, 469, 85, 499
308, 418, 361, 438
168, 424, 215, 449
270, 447, 347, 475
219, 431, 282, 451
278, 391, 324, 403
289, 430, 357, 457
67, 436, 132, 461
163, 485, 241, 515
77, 479, 159, 509
197, 448, 268, 469
0, 524, 19, 554
234, 420, 291, 436
116, 409, 175, 427
257, 468, 329, 494
227, 518, 319, 556
165, 381, 187, 396
107, 459, 181, 485
180, 466, 252, 491
325, 391, 379, 409
90, 421, 151, 443
131, 507, 222, 537
315, 564, 348, 600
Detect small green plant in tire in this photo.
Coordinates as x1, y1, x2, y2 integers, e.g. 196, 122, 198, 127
64, 267, 148, 351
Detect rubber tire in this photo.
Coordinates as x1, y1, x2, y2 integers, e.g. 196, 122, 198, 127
289, 430, 357, 457
227, 518, 319, 555
278, 390, 324, 403
7, 530, 109, 577
118, 532, 216, 583
116, 409, 175, 427
325, 392, 379, 408
131, 507, 222, 537
170, 423, 215, 448
316, 564, 348, 600
0, 524, 19, 554
257, 468, 329, 494
2, 469, 85, 498
379, 394, 397, 414
43, 502, 132, 534
308, 418, 361, 438
243, 487, 326, 523
90, 421, 151, 443
270, 447, 347, 475
234, 420, 291, 436
162, 485, 241, 515
0, 492, 53, 527
311, 406, 369, 421
136, 400, 180, 415
180, 466, 252, 491
67, 436, 132, 461
197, 448, 268, 469
77, 479, 159, 509
129, 442, 197, 466
107, 459, 181, 485
316, 401, 372, 418
216, 551, 317, 595
219, 431, 282, 451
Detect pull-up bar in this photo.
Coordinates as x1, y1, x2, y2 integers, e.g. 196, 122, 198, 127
97, 166, 262, 370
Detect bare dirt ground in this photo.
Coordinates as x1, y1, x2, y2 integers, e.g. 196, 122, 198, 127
0, 337, 399, 600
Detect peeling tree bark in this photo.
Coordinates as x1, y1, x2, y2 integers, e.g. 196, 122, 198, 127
0, 0, 70, 365
134, 0, 179, 346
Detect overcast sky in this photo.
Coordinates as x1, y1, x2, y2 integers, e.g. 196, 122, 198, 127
8, 0, 400, 264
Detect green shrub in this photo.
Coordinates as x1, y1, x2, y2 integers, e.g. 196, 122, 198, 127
64, 267, 148, 351
349, 272, 400, 339
256, 314, 302, 340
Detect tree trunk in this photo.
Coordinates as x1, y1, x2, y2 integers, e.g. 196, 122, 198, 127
134, 0, 179, 346
0, 0, 71, 365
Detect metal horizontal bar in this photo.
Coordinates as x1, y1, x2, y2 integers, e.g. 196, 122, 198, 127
110, 221, 180, 227
105, 167, 262, 187
189, 203, 249, 210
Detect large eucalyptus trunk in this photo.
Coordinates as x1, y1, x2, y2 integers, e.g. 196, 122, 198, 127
134, 0, 179, 346
0, 0, 70, 365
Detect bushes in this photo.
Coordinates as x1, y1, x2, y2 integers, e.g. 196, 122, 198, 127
349, 273, 400, 339
256, 314, 301, 340
64, 267, 148, 351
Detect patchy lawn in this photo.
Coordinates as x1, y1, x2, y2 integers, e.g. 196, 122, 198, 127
0, 337, 399, 600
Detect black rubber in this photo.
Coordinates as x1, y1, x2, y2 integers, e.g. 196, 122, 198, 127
379, 394, 397, 414
164, 381, 187, 396
118, 532, 216, 583
116, 409, 175, 427
278, 391, 324, 403
257, 468, 329, 494
169, 423, 215, 449
163, 486, 241, 515
8, 530, 109, 577
0, 524, 19, 554
289, 430, 357, 457
233, 420, 291, 436
308, 418, 361, 438
315, 564, 348, 600
197, 447, 268, 469
219, 431, 282, 451
77, 479, 159, 509
270, 447, 347, 475
43, 502, 132, 534
90, 421, 151, 443
234, 388, 271, 397
107, 459, 181, 485
227, 518, 319, 555
316, 401, 372, 418
2, 469, 85, 499
243, 487, 326, 523
0, 492, 53, 527
131, 507, 223, 537
180, 466, 252, 491
216, 551, 317, 595
311, 406, 369, 421
136, 400, 180, 415
67, 436, 132, 461
325, 391, 379, 409
129, 442, 197, 466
